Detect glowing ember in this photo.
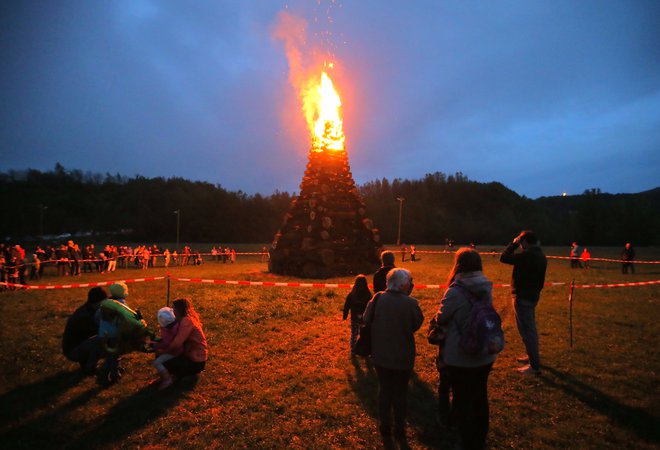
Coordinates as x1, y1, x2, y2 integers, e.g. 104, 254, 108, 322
302, 70, 345, 151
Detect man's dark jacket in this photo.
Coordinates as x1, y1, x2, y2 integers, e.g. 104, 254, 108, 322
62, 303, 98, 356
373, 264, 395, 293
500, 244, 547, 300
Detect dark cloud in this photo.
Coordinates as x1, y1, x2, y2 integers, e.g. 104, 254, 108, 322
1, 0, 658, 197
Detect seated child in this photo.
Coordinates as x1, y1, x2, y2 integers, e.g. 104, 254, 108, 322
151, 307, 181, 385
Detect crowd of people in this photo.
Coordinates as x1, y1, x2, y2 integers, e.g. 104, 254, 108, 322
53, 231, 642, 447
343, 230, 547, 448
0, 241, 247, 288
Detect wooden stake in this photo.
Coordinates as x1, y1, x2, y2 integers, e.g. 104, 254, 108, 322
569, 279, 575, 348
166, 272, 171, 307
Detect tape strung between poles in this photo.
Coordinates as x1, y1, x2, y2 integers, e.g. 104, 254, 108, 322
2, 277, 657, 291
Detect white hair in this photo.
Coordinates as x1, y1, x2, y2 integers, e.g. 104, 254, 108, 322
386, 268, 412, 292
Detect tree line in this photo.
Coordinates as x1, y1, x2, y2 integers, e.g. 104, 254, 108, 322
1, 164, 657, 246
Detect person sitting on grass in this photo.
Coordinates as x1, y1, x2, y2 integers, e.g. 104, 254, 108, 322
62, 286, 108, 375
150, 307, 181, 385
96, 282, 150, 386
156, 298, 208, 390
342, 274, 372, 355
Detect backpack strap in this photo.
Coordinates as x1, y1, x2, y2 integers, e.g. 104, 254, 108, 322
451, 282, 478, 305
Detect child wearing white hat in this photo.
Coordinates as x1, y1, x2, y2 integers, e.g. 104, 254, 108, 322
150, 307, 182, 387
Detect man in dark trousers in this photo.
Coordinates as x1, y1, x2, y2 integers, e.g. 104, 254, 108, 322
373, 250, 396, 293
621, 243, 635, 274
500, 230, 547, 375
63, 287, 108, 374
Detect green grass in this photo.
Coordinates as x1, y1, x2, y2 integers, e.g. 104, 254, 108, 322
1, 246, 659, 449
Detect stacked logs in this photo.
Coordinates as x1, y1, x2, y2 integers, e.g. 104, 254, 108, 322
269, 147, 382, 278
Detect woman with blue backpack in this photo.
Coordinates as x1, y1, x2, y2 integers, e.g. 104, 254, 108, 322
433, 247, 504, 450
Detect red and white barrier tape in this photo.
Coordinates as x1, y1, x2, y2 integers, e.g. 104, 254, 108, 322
404, 250, 660, 264
0, 277, 165, 290
1, 277, 657, 291
572, 280, 660, 289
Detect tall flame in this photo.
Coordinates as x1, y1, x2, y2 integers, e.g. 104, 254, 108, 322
302, 71, 345, 152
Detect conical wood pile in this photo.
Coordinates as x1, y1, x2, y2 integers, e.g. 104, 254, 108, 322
269, 147, 382, 278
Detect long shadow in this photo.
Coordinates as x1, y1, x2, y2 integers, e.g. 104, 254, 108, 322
347, 356, 455, 449
65, 377, 197, 449
1, 385, 103, 448
0, 370, 85, 428
541, 366, 660, 443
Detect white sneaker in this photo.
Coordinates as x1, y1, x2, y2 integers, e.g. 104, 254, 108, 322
517, 364, 541, 375
516, 355, 529, 363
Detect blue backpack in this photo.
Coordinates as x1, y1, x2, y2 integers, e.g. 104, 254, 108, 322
455, 284, 505, 356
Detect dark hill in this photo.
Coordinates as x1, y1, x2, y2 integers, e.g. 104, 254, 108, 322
0, 166, 657, 246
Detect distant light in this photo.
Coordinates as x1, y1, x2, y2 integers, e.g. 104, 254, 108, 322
562, 192, 567, 197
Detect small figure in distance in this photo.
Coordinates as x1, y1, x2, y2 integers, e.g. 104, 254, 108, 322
621, 243, 635, 274
343, 275, 373, 356
570, 242, 581, 268
581, 247, 591, 269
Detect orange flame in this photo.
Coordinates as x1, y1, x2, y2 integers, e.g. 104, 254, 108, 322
302, 70, 345, 152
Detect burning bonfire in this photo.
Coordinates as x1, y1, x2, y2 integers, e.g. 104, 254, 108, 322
269, 68, 382, 278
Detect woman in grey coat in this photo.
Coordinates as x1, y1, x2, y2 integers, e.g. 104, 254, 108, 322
363, 268, 424, 438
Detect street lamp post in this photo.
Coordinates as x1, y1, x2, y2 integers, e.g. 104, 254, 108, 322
38, 204, 48, 241
396, 197, 404, 246
174, 210, 180, 252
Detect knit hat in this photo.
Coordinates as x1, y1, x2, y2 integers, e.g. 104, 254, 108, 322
157, 307, 176, 327
109, 281, 129, 299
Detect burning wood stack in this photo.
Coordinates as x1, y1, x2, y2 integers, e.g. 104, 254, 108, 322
269, 147, 382, 278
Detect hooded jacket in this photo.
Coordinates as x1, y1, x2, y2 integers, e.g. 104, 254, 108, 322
435, 271, 497, 368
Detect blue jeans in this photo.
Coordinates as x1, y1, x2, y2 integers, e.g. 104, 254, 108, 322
513, 296, 540, 370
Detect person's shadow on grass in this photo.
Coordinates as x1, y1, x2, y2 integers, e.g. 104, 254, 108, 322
347, 356, 456, 449
541, 365, 660, 444
0, 369, 106, 447
0, 369, 85, 429
65, 377, 198, 448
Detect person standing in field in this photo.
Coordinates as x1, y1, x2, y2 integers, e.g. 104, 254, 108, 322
433, 248, 497, 449
500, 230, 547, 375
342, 274, 372, 355
581, 248, 591, 269
621, 243, 635, 274
362, 268, 424, 439
373, 251, 396, 294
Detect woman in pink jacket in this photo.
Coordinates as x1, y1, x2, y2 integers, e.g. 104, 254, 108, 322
159, 298, 208, 390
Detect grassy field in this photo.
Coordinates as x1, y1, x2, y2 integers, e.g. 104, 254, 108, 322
1, 246, 659, 449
